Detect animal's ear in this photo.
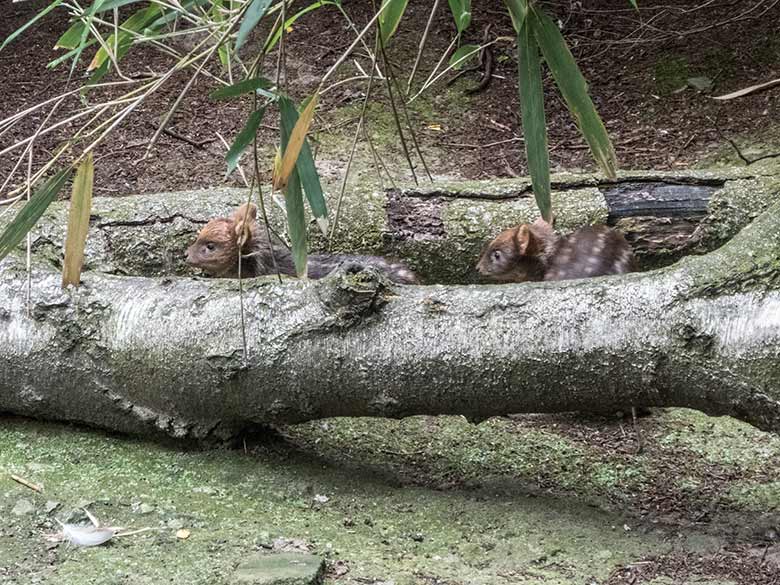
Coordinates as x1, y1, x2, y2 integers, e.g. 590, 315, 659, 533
514, 224, 537, 255
232, 203, 257, 224
233, 203, 257, 244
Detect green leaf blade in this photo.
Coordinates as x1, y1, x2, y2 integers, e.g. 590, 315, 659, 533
55, 21, 87, 50
0, 169, 72, 262
279, 102, 308, 277
503, 0, 527, 33
378, 0, 410, 46
1, 0, 64, 52
226, 107, 267, 173
264, 1, 332, 53
209, 77, 274, 100
283, 169, 308, 278
532, 8, 617, 179
516, 18, 552, 223
447, 0, 471, 34
449, 44, 480, 70
88, 5, 163, 72
278, 97, 327, 226
235, 0, 274, 51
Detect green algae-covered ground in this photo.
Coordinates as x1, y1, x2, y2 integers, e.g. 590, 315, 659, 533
2, 409, 778, 584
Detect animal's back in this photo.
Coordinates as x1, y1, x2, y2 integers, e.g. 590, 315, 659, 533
544, 226, 637, 281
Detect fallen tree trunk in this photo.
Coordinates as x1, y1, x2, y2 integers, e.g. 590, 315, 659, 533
0, 169, 779, 440
10, 167, 780, 283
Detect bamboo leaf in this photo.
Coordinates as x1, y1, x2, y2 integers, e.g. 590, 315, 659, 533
449, 44, 480, 70
447, 0, 471, 34
0, 169, 72, 262
1, 0, 64, 52
503, 0, 527, 33
209, 77, 274, 100
284, 169, 308, 277
88, 5, 163, 71
55, 20, 87, 50
62, 154, 95, 287
532, 8, 617, 179
516, 17, 552, 223
235, 0, 274, 51
48, 40, 98, 69
226, 107, 266, 173
68, 0, 109, 78
264, 0, 334, 53
378, 0, 410, 46
278, 97, 328, 231
279, 108, 308, 277
274, 94, 319, 191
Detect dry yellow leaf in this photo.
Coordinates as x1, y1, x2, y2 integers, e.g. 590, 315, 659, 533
62, 153, 94, 287
273, 94, 319, 191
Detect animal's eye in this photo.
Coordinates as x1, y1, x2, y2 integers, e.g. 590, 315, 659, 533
205, 242, 216, 251
491, 250, 502, 262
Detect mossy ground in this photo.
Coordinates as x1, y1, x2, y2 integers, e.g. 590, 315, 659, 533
2, 408, 778, 584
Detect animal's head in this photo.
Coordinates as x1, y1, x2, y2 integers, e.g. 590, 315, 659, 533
476, 218, 553, 282
186, 203, 257, 276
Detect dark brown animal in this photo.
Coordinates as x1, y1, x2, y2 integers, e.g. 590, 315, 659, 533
186, 203, 419, 284
476, 218, 637, 282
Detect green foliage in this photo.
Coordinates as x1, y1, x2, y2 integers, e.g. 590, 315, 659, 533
532, 7, 617, 179
226, 107, 267, 173
516, 18, 551, 223
378, 0, 410, 46
449, 45, 480, 70
503, 0, 527, 33
210, 77, 275, 100
264, 0, 337, 53
279, 102, 308, 277
235, 0, 275, 51
0, 169, 72, 262
89, 5, 164, 72
2, 0, 624, 263
0, 0, 64, 52
447, 0, 471, 34
278, 97, 328, 232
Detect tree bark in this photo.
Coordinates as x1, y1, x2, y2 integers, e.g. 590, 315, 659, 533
8, 167, 779, 284
0, 169, 779, 440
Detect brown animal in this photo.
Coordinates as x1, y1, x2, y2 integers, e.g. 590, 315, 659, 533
186, 203, 419, 284
476, 218, 637, 282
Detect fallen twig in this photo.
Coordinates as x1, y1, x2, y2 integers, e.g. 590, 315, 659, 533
163, 128, 215, 150
11, 474, 43, 493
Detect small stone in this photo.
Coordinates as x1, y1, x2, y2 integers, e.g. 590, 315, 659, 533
175, 529, 191, 540
138, 503, 155, 515
233, 552, 325, 584
167, 518, 185, 530
255, 531, 273, 549
331, 559, 349, 577
192, 486, 217, 495
12, 499, 35, 516
313, 494, 329, 504
44, 501, 60, 514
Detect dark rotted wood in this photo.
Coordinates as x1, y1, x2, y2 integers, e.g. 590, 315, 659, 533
601, 182, 719, 221
600, 182, 721, 267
